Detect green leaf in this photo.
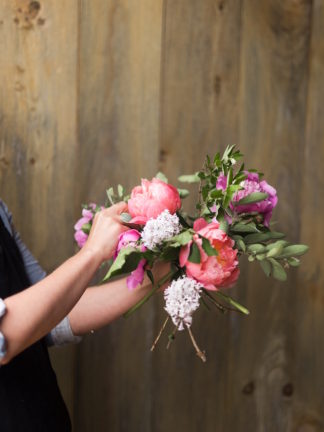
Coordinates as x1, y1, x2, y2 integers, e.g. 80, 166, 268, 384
219, 219, 229, 233
260, 259, 271, 277
265, 240, 289, 251
117, 184, 124, 197
160, 247, 180, 261
146, 270, 154, 285
102, 247, 143, 282
237, 239, 246, 252
256, 253, 266, 261
156, 172, 168, 183
177, 188, 189, 198
268, 258, 287, 281
176, 211, 191, 228
231, 222, 259, 233
243, 231, 285, 244
247, 244, 266, 254
213, 290, 250, 315
277, 244, 309, 259
81, 222, 92, 234
235, 192, 268, 206
178, 173, 200, 183
168, 230, 193, 247
200, 236, 218, 256
287, 257, 301, 267
266, 244, 285, 258
106, 187, 115, 206
188, 242, 201, 263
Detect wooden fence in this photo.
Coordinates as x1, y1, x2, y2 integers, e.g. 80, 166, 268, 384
0, 0, 323, 431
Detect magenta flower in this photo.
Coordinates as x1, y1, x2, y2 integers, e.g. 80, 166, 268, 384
74, 205, 96, 248
115, 229, 147, 290
217, 172, 278, 227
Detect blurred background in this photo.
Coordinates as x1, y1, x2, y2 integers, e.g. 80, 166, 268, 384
0, 0, 323, 431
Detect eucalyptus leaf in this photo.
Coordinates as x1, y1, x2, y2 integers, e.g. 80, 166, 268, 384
266, 245, 284, 258
237, 239, 246, 252
178, 173, 200, 183
244, 231, 285, 244
247, 244, 266, 254
287, 257, 301, 267
117, 184, 124, 197
236, 192, 268, 206
256, 253, 266, 261
231, 222, 259, 233
277, 244, 309, 259
269, 258, 287, 281
156, 172, 168, 183
260, 259, 271, 277
178, 188, 190, 198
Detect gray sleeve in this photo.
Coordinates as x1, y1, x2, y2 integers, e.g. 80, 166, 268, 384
0, 299, 7, 363
0, 200, 82, 347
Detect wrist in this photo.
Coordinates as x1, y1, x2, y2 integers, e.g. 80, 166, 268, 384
77, 246, 103, 269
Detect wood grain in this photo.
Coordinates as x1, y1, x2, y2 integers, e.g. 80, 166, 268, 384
233, 1, 313, 431
74, 1, 163, 430
0, 0, 79, 422
156, 1, 243, 431
0, 0, 324, 430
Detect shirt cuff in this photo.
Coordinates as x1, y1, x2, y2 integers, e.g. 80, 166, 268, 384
47, 316, 82, 347
0, 298, 7, 362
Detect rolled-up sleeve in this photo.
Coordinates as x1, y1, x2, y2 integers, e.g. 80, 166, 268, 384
0, 298, 7, 362
0, 200, 82, 347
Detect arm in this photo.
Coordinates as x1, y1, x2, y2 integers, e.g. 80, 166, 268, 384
0, 202, 127, 364
68, 263, 170, 336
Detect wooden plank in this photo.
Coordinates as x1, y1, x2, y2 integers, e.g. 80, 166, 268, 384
0, 0, 79, 422
292, 1, 324, 430
231, 1, 314, 431
156, 1, 243, 431
74, 1, 163, 430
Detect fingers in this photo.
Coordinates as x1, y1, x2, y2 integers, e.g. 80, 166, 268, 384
104, 202, 128, 217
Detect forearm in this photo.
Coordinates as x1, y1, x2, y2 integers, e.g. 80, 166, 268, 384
1, 248, 101, 362
68, 275, 152, 335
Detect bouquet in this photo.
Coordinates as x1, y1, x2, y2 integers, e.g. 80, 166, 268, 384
74, 146, 308, 361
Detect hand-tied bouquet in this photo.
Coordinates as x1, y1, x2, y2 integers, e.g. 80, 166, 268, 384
74, 146, 308, 362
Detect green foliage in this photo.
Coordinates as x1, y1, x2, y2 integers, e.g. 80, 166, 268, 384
102, 247, 144, 282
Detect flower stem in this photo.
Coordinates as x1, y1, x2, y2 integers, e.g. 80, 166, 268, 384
124, 270, 174, 318
187, 327, 206, 362
151, 316, 169, 352
166, 326, 177, 350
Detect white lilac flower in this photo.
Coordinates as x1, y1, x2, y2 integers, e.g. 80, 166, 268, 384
141, 209, 181, 250
164, 276, 203, 331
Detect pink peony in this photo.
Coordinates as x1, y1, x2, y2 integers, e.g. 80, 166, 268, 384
128, 178, 181, 225
216, 172, 278, 227
115, 229, 146, 290
179, 218, 239, 290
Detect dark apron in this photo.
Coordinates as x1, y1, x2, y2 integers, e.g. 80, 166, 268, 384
0, 217, 71, 431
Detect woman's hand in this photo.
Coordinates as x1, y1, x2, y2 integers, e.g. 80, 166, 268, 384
82, 202, 128, 263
